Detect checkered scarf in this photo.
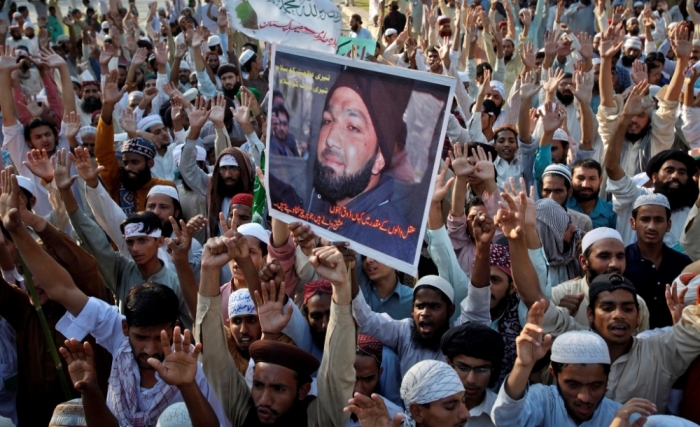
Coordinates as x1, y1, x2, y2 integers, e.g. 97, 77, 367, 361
400, 360, 464, 427
109, 337, 179, 427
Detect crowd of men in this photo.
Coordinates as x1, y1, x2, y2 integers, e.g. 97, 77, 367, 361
1, 0, 700, 425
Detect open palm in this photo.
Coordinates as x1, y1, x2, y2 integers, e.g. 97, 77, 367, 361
148, 327, 200, 387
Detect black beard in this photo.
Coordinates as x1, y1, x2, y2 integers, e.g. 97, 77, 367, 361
218, 174, 239, 198
223, 83, 241, 99
504, 53, 513, 61
161, 219, 174, 237
81, 97, 103, 114
11, 35, 21, 41
120, 165, 152, 192
654, 179, 699, 212
556, 91, 574, 106
572, 186, 599, 202
311, 328, 325, 350
625, 127, 648, 142
26, 33, 34, 39
351, 24, 359, 32
313, 150, 376, 204
621, 55, 637, 67
410, 320, 449, 351
628, 28, 640, 36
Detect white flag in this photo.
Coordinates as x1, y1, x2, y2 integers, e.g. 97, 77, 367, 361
225, 0, 342, 53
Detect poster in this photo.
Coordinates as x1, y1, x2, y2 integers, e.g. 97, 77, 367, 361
336, 36, 376, 61
266, 45, 455, 275
225, 0, 341, 53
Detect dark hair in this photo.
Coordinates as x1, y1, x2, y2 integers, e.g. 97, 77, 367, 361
466, 196, 485, 213
24, 118, 58, 145
571, 158, 602, 177
476, 62, 493, 78
631, 205, 671, 221
272, 89, 284, 101
242, 42, 258, 54
493, 126, 518, 141
119, 211, 164, 235
351, 13, 362, 22
272, 105, 290, 122
427, 46, 439, 56
217, 64, 239, 79
551, 361, 611, 376
124, 283, 179, 328
17, 5, 26, 12
645, 51, 665, 65
645, 59, 662, 73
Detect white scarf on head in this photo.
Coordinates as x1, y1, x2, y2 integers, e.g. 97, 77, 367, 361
399, 360, 465, 427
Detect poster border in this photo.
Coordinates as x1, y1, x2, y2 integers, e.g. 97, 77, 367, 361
265, 44, 457, 276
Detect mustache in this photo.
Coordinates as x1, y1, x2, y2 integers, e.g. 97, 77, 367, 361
321, 147, 346, 165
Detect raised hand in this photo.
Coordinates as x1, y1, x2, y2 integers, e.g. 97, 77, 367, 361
621, 80, 654, 117
600, 26, 624, 58
170, 98, 186, 124
539, 101, 564, 133
70, 146, 104, 186
19, 94, 48, 119
0, 46, 19, 72
59, 339, 98, 393
578, 32, 593, 60
53, 149, 78, 192
231, 95, 252, 127
119, 107, 138, 137
477, 68, 491, 100
520, 41, 536, 70
65, 111, 81, 140
189, 96, 211, 130
0, 167, 22, 232
631, 60, 648, 85
155, 41, 168, 66
191, 27, 205, 48
186, 214, 208, 236
344, 393, 403, 427
519, 69, 541, 99
175, 42, 188, 59
432, 158, 455, 203
571, 70, 593, 104
131, 47, 149, 66
103, 69, 126, 105
166, 217, 193, 264
544, 31, 558, 57
309, 245, 347, 285
147, 327, 201, 387
666, 282, 689, 325
520, 8, 532, 27
515, 299, 552, 367
23, 149, 54, 183
473, 145, 495, 183
503, 177, 536, 228
208, 93, 227, 128
495, 187, 527, 239
671, 23, 692, 59
39, 47, 67, 68
255, 262, 293, 334
449, 142, 474, 178
542, 67, 565, 96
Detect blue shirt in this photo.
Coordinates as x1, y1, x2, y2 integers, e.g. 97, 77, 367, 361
358, 272, 413, 321
350, 27, 373, 40
624, 243, 691, 329
566, 197, 617, 230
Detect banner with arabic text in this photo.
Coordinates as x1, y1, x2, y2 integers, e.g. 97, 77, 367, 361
266, 45, 455, 275
336, 36, 376, 61
226, 0, 341, 53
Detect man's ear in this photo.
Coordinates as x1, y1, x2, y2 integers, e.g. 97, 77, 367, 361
447, 303, 455, 319
371, 149, 386, 175
629, 216, 636, 229
587, 305, 595, 324
298, 382, 311, 400
148, 159, 155, 169
409, 402, 425, 424
122, 319, 129, 337
666, 219, 672, 233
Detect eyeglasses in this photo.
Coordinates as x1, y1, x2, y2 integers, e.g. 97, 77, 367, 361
452, 363, 493, 376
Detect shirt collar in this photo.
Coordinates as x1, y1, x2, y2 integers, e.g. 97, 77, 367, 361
469, 389, 497, 418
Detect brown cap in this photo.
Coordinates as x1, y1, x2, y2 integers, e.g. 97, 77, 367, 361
249, 341, 320, 384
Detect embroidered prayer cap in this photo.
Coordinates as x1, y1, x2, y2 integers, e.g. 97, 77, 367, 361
542, 164, 572, 186
80, 80, 100, 90
121, 137, 156, 160
326, 68, 413, 172
304, 278, 333, 304
138, 114, 165, 132
230, 193, 253, 208
16, 176, 36, 197
239, 49, 255, 66
645, 149, 698, 178
551, 331, 610, 364
238, 223, 271, 245
218, 154, 239, 167
413, 275, 454, 304
49, 398, 86, 426
490, 244, 511, 277
78, 126, 96, 137
633, 193, 670, 211
357, 334, 383, 364
400, 360, 464, 421
228, 288, 257, 318
148, 185, 180, 202
249, 340, 320, 384
441, 322, 505, 383
581, 227, 623, 254
489, 81, 506, 99
588, 273, 638, 308
156, 402, 192, 427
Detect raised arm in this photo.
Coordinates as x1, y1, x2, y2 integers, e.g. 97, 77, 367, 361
571, 69, 595, 152
40, 47, 77, 115
167, 217, 198, 319
0, 47, 19, 127
599, 26, 624, 108
518, 70, 541, 144
664, 24, 692, 103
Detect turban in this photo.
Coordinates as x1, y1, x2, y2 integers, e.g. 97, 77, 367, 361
542, 163, 572, 187
588, 273, 637, 309
249, 340, 320, 383
551, 331, 610, 364
304, 279, 332, 304
490, 81, 506, 99
633, 193, 670, 211
49, 398, 86, 426
138, 115, 164, 132
237, 223, 270, 245
16, 176, 36, 197
581, 227, 622, 253
326, 69, 412, 171
645, 150, 698, 178
156, 402, 192, 427
441, 322, 505, 383
228, 288, 257, 318
80, 80, 100, 90
413, 275, 454, 304
147, 185, 179, 202
121, 138, 156, 160
230, 193, 253, 208
490, 244, 511, 277
357, 334, 383, 364
400, 360, 464, 427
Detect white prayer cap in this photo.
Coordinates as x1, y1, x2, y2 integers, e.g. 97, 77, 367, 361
172, 144, 205, 166
633, 1, 643, 6
147, 185, 179, 202
70, 76, 81, 85
239, 49, 255, 65
79, 69, 94, 83
24, 22, 34, 29
672, 273, 700, 306
228, 288, 257, 318
592, 58, 601, 66
551, 331, 610, 364
414, 275, 454, 304
489, 81, 505, 99
179, 60, 191, 71
137, 114, 164, 132
542, 163, 571, 186
238, 223, 271, 244
594, 33, 602, 40
384, 28, 397, 37
156, 402, 192, 427
633, 193, 670, 211
0, 416, 13, 427
437, 15, 450, 24
183, 87, 199, 102
623, 36, 642, 51
553, 129, 568, 142
644, 415, 700, 427
219, 154, 239, 167
208, 35, 221, 47
78, 126, 97, 136
102, 21, 110, 29
581, 227, 623, 254
16, 176, 35, 197
400, 360, 464, 419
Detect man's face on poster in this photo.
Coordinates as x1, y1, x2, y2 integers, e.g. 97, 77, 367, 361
274, 111, 290, 141
314, 87, 386, 203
